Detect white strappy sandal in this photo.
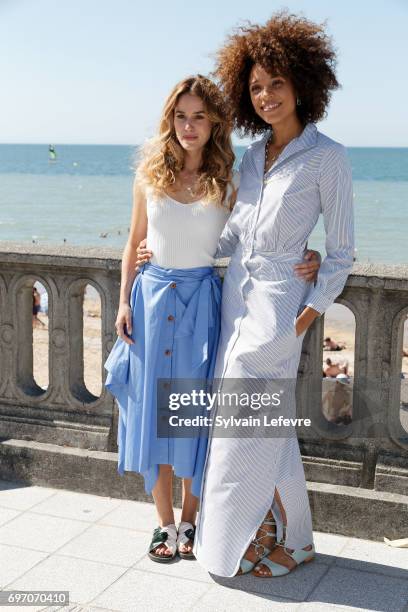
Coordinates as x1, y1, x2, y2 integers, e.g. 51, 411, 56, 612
148, 524, 178, 563
237, 515, 277, 575
177, 521, 196, 560
253, 541, 315, 577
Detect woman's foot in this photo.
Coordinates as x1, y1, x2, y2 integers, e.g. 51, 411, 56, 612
148, 524, 178, 563
179, 541, 193, 555
179, 540, 194, 553
252, 543, 314, 577
177, 521, 196, 559
152, 543, 173, 557
236, 509, 277, 575
178, 538, 193, 555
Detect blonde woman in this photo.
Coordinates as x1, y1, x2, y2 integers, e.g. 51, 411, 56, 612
105, 75, 321, 564
104, 75, 236, 562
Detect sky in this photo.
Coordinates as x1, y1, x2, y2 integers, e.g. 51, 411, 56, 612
0, 0, 407, 147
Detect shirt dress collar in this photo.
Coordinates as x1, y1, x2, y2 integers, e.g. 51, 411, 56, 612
253, 122, 318, 179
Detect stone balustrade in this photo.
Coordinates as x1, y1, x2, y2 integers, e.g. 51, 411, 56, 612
0, 243, 407, 536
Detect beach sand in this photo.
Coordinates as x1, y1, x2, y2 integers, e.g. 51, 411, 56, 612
324, 303, 408, 376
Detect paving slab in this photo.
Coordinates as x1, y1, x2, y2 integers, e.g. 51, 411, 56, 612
311, 531, 351, 566
1, 479, 408, 612
306, 565, 408, 611
134, 552, 214, 584
334, 536, 408, 579
0, 505, 21, 527
193, 585, 301, 611
40, 606, 116, 612
0, 481, 56, 510
91, 569, 211, 611
0, 544, 48, 589
7, 555, 127, 606
30, 490, 122, 522
208, 560, 329, 602
99, 498, 181, 533
298, 604, 373, 612
0, 511, 90, 552
58, 524, 149, 567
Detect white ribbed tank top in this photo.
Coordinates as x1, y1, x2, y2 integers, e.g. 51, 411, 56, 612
145, 189, 231, 269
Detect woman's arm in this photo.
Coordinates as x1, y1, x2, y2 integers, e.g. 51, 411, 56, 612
296, 145, 355, 335
116, 178, 148, 344
214, 169, 240, 259
214, 221, 240, 259
119, 178, 148, 304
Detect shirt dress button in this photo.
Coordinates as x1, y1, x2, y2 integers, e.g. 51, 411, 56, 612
167, 315, 175, 321
165, 349, 172, 356
170, 282, 177, 288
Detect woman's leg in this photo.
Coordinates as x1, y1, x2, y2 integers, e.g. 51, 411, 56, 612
252, 487, 313, 576
237, 491, 286, 575
151, 464, 175, 556
179, 477, 198, 554
236, 506, 277, 574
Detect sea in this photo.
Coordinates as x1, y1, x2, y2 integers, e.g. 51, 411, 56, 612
0, 144, 407, 265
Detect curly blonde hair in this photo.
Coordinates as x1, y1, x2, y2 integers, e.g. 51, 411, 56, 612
136, 75, 235, 207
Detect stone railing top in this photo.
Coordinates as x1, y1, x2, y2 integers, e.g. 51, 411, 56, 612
0, 241, 123, 270
0, 241, 407, 287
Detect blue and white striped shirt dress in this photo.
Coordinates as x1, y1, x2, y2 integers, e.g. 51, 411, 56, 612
194, 122, 355, 576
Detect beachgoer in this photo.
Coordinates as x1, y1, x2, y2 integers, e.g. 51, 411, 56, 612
323, 357, 349, 378
32, 287, 45, 328
322, 375, 353, 424
323, 337, 346, 351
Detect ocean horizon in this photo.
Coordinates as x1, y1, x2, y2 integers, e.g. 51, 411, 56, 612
1, 144, 407, 265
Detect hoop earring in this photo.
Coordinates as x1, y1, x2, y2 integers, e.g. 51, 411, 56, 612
296, 97, 301, 106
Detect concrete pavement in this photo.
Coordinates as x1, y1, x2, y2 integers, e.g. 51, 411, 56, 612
0, 479, 407, 612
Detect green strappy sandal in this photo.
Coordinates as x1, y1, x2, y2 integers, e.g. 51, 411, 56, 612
253, 540, 315, 577
237, 515, 277, 575
148, 524, 178, 563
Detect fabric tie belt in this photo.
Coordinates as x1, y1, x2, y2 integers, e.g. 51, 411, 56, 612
140, 263, 222, 373
240, 248, 305, 263
104, 263, 222, 389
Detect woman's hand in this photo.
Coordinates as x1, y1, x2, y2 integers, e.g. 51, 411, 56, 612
294, 249, 321, 283
115, 303, 134, 345
135, 238, 153, 270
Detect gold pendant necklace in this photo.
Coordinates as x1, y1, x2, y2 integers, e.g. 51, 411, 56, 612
185, 181, 198, 197
179, 172, 199, 198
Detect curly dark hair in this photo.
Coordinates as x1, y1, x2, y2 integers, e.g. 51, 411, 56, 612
214, 11, 339, 136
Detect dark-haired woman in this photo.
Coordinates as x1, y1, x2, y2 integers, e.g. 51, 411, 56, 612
193, 12, 355, 578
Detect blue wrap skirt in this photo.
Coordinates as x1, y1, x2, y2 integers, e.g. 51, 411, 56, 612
104, 262, 222, 497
